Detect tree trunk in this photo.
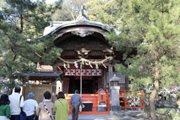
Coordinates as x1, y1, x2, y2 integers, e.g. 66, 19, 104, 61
149, 60, 159, 120
20, 13, 23, 33
20, 0, 23, 33
143, 92, 151, 119
149, 87, 157, 120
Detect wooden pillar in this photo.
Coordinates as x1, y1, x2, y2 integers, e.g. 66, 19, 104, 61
108, 64, 113, 83
52, 81, 56, 103
53, 65, 57, 72
104, 70, 107, 90
108, 63, 113, 108
63, 77, 70, 93
54, 64, 63, 94
125, 76, 129, 90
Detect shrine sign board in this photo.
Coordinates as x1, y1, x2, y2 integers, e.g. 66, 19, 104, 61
64, 69, 102, 76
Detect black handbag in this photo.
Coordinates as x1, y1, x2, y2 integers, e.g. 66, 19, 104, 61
34, 115, 38, 120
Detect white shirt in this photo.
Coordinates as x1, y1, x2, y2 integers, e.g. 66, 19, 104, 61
23, 99, 38, 116
9, 93, 24, 115
0, 116, 10, 120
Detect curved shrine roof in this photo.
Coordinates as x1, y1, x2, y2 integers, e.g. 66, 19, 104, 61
43, 19, 110, 36
43, 5, 110, 36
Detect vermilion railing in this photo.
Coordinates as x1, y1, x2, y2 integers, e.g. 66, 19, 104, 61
61, 90, 143, 115
64, 93, 110, 114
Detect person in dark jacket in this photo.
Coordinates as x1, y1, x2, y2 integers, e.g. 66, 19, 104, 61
70, 90, 83, 120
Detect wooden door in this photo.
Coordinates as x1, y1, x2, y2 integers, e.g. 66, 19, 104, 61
63, 77, 70, 93
98, 77, 103, 90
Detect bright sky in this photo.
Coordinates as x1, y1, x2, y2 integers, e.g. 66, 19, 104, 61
31, 0, 58, 4
45, 0, 58, 3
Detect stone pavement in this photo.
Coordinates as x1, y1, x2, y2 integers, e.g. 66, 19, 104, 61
68, 114, 145, 120
68, 110, 145, 120
68, 115, 110, 120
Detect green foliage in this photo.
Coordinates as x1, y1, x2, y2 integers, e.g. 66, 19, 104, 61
156, 108, 180, 120
107, 0, 180, 118
86, 0, 118, 24
108, 0, 180, 89
0, 0, 63, 94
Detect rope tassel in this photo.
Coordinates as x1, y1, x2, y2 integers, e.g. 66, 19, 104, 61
95, 64, 99, 69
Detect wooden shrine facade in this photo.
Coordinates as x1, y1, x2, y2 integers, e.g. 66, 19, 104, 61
48, 14, 129, 94
21, 8, 132, 114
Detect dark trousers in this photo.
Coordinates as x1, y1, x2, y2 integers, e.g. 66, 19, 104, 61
26, 114, 35, 120
72, 104, 79, 120
10, 115, 20, 120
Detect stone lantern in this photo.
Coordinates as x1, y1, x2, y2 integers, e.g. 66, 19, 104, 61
110, 74, 121, 115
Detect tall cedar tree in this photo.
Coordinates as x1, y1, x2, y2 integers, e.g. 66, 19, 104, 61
106, 0, 180, 119
0, 0, 63, 94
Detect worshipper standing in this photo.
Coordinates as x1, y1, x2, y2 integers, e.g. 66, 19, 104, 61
0, 94, 11, 120
23, 92, 38, 120
54, 92, 69, 120
9, 86, 24, 120
37, 91, 54, 120
70, 90, 83, 120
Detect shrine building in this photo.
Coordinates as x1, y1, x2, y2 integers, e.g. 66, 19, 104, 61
21, 8, 136, 114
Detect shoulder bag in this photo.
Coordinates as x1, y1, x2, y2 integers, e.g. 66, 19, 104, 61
19, 95, 27, 120
43, 102, 53, 120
